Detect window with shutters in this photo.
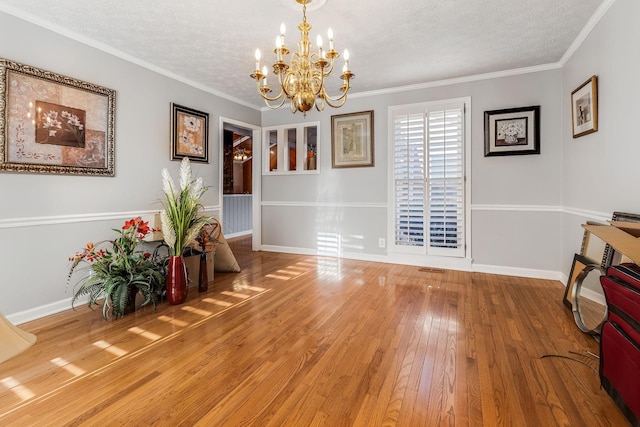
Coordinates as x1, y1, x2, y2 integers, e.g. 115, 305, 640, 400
389, 98, 470, 258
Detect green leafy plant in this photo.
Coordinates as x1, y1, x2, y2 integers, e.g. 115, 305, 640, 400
68, 217, 166, 320
160, 157, 210, 256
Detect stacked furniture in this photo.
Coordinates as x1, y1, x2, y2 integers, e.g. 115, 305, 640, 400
600, 264, 640, 427
584, 221, 640, 426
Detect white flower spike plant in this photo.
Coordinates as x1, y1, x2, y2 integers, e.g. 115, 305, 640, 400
160, 157, 210, 256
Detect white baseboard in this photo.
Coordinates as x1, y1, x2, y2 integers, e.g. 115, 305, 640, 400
261, 245, 561, 280
261, 244, 389, 264
7, 298, 74, 325
225, 230, 253, 239
472, 264, 563, 281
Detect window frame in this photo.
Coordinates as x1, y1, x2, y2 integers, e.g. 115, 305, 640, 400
387, 97, 472, 261
262, 121, 320, 175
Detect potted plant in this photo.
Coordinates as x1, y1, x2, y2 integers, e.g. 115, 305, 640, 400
160, 157, 210, 304
67, 217, 166, 320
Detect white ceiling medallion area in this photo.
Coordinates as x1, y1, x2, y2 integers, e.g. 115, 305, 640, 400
280, 0, 327, 12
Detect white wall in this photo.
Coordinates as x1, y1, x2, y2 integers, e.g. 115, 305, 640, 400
261, 69, 563, 277
3, 1, 634, 322
561, 0, 640, 273
0, 12, 260, 322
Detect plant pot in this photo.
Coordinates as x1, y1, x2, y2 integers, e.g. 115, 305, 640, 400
166, 255, 188, 305
124, 286, 138, 315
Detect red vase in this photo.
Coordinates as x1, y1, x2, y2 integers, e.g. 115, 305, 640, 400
167, 255, 188, 305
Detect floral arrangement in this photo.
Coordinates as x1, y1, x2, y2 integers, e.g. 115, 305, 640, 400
67, 217, 165, 320
499, 120, 524, 138
160, 157, 210, 257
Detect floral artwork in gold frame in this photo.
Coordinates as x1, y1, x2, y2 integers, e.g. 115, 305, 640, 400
0, 57, 115, 176
331, 110, 374, 168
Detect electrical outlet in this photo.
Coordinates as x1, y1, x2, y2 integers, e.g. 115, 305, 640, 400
378, 238, 386, 248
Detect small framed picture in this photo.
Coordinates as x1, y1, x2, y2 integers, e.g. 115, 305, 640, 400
331, 110, 374, 168
171, 103, 209, 163
571, 75, 598, 138
484, 106, 540, 156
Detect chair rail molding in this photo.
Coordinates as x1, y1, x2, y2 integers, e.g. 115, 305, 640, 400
0, 206, 221, 229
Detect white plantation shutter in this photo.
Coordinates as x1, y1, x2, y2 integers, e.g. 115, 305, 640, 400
426, 103, 464, 256
393, 112, 425, 247
391, 101, 466, 258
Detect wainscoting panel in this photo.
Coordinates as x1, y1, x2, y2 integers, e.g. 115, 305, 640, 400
223, 194, 252, 236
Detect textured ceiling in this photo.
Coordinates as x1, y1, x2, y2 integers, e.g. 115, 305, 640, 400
0, 0, 605, 109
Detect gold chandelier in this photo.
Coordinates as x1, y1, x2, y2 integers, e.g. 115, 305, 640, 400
250, 0, 354, 114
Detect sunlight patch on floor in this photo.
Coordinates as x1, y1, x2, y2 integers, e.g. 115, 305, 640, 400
128, 326, 162, 341
265, 273, 294, 281
264, 262, 314, 281
181, 306, 213, 317
231, 279, 267, 293
274, 269, 303, 278
157, 315, 189, 327
316, 257, 343, 281
0, 377, 35, 401
221, 291, 250, 300
93, 340, 127, 357
296, 261, 317, 268
202, 298, 233, 307
50, 357, 85, 376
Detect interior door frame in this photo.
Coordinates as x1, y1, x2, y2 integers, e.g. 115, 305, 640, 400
219, 117, 262, 251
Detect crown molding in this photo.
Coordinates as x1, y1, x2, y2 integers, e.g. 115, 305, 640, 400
559, 0, 617, 66
0, 5, 261, 111
349, 63, 563, 100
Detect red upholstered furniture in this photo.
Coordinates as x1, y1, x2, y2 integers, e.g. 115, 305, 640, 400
600, 264, 640, 427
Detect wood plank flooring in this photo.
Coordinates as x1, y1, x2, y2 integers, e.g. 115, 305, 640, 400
0, 236, 627, 426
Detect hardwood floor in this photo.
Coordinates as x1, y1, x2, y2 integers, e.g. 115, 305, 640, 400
0, 236, 627, 426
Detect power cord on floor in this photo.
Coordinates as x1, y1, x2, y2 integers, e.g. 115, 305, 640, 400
540, 350, 599, 375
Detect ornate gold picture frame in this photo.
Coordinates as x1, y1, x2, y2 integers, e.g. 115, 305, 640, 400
0, 57, 116, 176
331, 110, 374, 168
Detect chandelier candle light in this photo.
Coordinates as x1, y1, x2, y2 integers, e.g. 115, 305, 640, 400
250, 0, 354, 114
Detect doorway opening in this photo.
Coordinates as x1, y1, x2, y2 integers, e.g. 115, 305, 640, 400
219, 118, 261, 250
222, 122, 253, 238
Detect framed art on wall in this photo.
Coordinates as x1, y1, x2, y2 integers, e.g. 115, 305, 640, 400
571, 75, 598, 138
0, 57, 116, 176
171, 103, 209, 163
331, 110, 374, 168
484, 105, 540, 156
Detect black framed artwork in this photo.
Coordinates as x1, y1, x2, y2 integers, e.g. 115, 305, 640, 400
484, 106, 540, 156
